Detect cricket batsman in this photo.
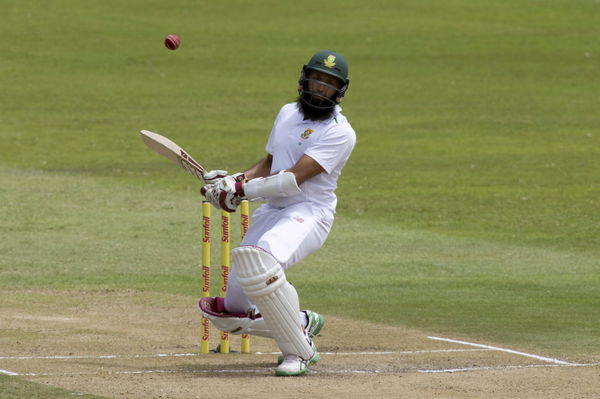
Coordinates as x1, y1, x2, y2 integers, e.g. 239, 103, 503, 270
198, 50, 356, 376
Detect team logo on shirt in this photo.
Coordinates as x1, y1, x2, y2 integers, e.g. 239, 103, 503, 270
301, 128, 314, 140
323, 55, 336, 68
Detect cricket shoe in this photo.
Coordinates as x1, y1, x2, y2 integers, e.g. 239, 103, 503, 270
277, 311, 325, 365
305, 310, 325, 338
275, 348, 320, 377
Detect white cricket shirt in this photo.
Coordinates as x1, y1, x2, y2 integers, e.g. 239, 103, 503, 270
265, 102, 356, 213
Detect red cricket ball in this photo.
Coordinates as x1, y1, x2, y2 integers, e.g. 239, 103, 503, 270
164, 34, 180, 50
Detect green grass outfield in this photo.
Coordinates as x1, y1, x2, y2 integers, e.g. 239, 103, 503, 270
1, 0, 599, 395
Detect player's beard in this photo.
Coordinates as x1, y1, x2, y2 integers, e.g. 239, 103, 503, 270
296, 95, 336, 121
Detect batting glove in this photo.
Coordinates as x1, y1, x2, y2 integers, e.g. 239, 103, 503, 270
199, 169, 226, 199
201, 174, 245, 212
203, 169, 228, 185
215, 174, 245, 212
201, 184, 221, 210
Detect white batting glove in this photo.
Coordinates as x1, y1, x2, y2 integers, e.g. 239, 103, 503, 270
201, 184, 221, 209
214, 175, 245, 212
200, 170, 227, 199
203, 169, 228, 185
216, 176, 240, 195
200, 171, 244, 196
219, 190, 242, 213
200, 173, 246, 212
203, 185, 241, 213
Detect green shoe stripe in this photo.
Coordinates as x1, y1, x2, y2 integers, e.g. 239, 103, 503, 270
307, 312, 325, 338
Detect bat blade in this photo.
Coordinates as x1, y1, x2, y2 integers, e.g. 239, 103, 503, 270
140, 130, 207, 182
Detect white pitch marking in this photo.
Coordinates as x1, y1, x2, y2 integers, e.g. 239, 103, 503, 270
5, 369, 270, 377
255, 349, 490, 356
419, 362, 600, 374
323, 349, 490, 356
0, 348, 488, 361
6, 362, 600, 378
428, 336, 575, 365
0, 353, 199, 360
420, 364, 555, 373
0, 369, 20, 376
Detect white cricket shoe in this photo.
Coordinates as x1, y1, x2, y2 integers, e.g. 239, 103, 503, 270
275, 350, 320, 377
277, 311, 325, 365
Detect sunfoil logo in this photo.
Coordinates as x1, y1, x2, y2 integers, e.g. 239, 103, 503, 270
221, 265, 229, 293
221, 214, 229, 242
202, 266, 210, 294
202, 216, 210, 242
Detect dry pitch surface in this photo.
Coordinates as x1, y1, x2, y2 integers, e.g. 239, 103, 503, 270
1, 290, 598, 398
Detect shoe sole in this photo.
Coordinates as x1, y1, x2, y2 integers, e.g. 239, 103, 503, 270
275, 353, 320, 377
275, 368, 308, 377
277, 346, 321, 366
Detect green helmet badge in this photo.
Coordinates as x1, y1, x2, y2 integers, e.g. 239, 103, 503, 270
323, 55, 336, 68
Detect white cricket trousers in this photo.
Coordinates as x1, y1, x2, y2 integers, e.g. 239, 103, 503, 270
224, 201, 334, 314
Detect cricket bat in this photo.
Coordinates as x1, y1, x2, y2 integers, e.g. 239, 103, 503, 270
140, 130, 207, 183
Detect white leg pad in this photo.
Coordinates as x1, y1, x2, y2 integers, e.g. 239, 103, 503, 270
197, 297, 274, 338
232, 246, 314, 360
208, 315, 273, 338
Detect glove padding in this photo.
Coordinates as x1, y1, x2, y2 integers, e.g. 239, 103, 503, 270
201, 173, 245, 213
203, 169, 228, 185
202, 184, 220, 209
200, 170, 227, 197
217, 175, 245, 212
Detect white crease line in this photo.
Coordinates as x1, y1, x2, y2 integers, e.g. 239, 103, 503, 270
0, 353, 199, 360
6, 363, 600, 377
0, 368, 423, 377
0, 348, 488, 361
428, 336, 574, 365
419, 362, 600, 374
257, 349, 490, 356
0, 369, 20, 376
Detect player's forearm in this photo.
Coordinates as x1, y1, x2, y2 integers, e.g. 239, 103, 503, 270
285, 154, 325, 185
243, 154, 273, 180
